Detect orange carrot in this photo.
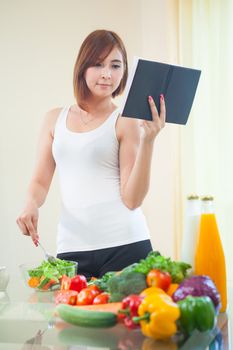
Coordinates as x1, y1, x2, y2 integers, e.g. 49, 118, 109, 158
28, 276, 40, 288
74, 302, 122, 314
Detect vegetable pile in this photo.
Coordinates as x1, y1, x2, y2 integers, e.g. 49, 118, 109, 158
54, 251, 222, 341
27, 259, 77, 291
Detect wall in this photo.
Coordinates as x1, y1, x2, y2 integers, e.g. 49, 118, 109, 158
0, 0, 180, 279
140, 0, 181, 258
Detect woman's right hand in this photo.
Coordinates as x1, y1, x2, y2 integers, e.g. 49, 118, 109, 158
16, 201, 39, 245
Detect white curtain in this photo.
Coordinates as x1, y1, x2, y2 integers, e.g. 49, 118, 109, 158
178, 0, 233, 281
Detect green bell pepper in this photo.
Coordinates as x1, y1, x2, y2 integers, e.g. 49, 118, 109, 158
177, 295, 216, 335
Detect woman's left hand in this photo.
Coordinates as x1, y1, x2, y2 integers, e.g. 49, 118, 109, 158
140, 94, 166, 143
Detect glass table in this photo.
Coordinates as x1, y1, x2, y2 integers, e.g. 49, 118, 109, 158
0, 273, 232, 350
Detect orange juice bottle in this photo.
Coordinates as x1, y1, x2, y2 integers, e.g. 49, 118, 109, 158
194, 196, 227, 312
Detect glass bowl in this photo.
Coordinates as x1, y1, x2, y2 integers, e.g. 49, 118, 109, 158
0, 266, 10, 291
19, 259, 78, 292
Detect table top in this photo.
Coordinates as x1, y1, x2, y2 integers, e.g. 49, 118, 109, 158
0, 274, 232, 350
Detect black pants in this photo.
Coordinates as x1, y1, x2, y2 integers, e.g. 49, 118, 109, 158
57, 239, 152, 279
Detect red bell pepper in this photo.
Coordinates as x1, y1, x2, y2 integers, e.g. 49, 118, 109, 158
69, 275, 87, 292
60, 275, 71, 290
61, 274, 87, 292
118, 294, 143, 329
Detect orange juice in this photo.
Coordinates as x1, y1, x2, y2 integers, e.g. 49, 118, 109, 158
194, 197, 227, 312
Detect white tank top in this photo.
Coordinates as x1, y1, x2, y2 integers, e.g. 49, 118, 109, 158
52, 106, 150, 253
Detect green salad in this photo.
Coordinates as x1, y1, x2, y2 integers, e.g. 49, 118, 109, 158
27, 259, 77, 290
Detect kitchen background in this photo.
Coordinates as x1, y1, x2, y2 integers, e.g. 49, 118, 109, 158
0, 0, 232, 284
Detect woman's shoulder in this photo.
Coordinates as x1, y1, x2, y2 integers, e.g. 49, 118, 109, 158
116, 113, 141, 141
45, 107, 64, 121
42, 107, 64, 136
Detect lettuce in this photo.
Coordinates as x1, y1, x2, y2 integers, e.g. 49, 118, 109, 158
28, 259, 76, 283
125, 251, 191, 283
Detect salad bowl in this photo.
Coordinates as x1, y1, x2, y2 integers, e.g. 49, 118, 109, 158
19, 259, 78, 292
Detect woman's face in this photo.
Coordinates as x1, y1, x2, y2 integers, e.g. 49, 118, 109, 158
84, 47, 124, 99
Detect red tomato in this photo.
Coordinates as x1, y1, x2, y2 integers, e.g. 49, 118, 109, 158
76, 288, 95, 305
55, 290, 78, 305
69, 275, 87, 292
88, 284, 101, 292
93, 292, 110, 305
88, 284, 101, 296
146, 269, 172, 291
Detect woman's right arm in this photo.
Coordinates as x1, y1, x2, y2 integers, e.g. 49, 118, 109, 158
16, 108, 62, 245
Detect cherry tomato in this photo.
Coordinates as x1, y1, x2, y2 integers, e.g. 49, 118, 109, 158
93, 292, 110, 305
146, 269, 171, 291
69, 275, 87, 292
88, 284, 101, 293
76, 288, 95, 305
88, 284, 101, 298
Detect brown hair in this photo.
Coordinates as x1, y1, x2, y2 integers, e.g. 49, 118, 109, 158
73, 30, 128, 105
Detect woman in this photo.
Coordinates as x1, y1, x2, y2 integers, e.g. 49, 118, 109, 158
16, 29, 166, 278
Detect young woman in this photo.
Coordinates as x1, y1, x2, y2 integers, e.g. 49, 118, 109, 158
16, 30, 166, 278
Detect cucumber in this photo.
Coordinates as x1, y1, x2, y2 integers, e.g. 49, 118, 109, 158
56, 304, 117, 328
37, 276, 50, 289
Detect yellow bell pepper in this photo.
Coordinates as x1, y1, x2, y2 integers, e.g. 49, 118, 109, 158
140, 286, 166, 297
133, 292, 180, 340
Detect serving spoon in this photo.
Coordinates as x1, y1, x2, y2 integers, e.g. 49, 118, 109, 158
37, 241, 57, 263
